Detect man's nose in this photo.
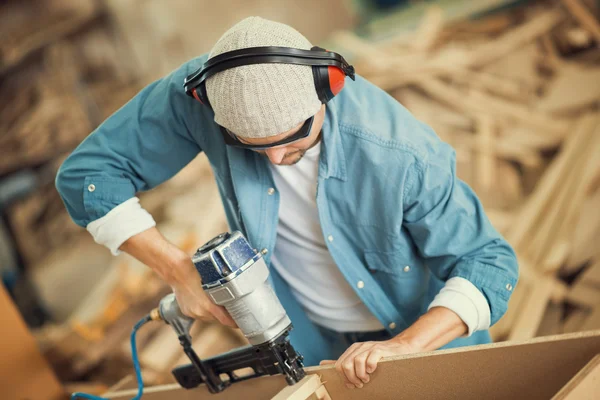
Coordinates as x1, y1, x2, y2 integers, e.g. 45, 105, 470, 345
265, 147, 287, 164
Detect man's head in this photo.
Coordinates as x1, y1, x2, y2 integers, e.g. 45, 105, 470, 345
205, 17, 324, 165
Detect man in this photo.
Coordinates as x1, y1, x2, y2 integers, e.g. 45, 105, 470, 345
56, 17, 518, 389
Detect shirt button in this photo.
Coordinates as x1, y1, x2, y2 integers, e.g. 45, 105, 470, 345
357, 281, 365, 289
506, 283, 513, 291
88, 184, 96, 192
389, 322, 397, 330
327, 235, 334, 242
403, 265, 411, 272
267, 188, 275, 195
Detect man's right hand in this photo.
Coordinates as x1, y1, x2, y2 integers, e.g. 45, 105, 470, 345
170, 261, 238, 328
119, 227, 237, 328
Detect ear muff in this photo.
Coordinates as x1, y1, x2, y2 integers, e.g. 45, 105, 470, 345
328, 65, 346, 96
184, 46, 355, 108
310, 47, 346, 104
191, 88, 203, 104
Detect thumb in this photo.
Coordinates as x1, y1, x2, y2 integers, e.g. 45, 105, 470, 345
320, 360, 336, 365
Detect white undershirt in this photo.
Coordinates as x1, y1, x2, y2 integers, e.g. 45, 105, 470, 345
269, 142, 385, 331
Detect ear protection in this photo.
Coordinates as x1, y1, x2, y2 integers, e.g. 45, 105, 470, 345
183, 46, 355, 109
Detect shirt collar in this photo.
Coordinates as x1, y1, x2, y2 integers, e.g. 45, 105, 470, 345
320, 100, 347, 181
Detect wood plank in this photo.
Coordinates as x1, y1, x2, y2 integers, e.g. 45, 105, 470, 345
0, 284, 65, 400
509, 277, 555, 341
537, 63, 600, 113
571, 259, 600, 289
534, 127, 600, 269
417, 78, 570, 135
483, 44, 542, 86
271, 375, 331, 400
412, 6, 444, 52
552, 354, 600, 399
0, 0, 99, 74
561, 0, 600, 42
567, 284, 600, 308
506, 113, 598, 249
566, 191, 600, 269
537, 303, 565, 337
475, 116, 495, 193
108, 331, 600, 400
564, 309, 592, 333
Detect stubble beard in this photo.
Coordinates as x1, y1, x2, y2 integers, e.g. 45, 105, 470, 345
274, 149, 306, 166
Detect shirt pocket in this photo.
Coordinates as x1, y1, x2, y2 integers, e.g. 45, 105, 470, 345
364, 249, 429, 316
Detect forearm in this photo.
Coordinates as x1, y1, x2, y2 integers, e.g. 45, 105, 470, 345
119, 227, 196, 286
392, 306, 467, 352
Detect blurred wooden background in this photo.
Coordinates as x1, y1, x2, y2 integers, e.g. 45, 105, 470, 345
1, 0, 600, 396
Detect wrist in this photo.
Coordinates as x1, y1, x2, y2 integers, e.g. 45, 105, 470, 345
391, 331, 425, 352
164, 250, 197, 286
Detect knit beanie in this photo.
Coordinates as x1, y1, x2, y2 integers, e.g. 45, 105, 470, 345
205, 17, 322, 139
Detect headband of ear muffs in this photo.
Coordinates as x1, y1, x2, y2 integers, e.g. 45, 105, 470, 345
184, 46, 355, 109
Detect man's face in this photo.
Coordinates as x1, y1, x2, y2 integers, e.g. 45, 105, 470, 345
238, 104, 326, 166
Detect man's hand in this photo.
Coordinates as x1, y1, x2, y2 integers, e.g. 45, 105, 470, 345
320, 338, 420, 389
319, 307, 468, 389
119, 227, 237, 328
170, 260, 237, 327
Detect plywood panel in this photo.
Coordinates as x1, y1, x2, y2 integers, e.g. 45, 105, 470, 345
108, 330, 600, 400
552, 354, 600, 399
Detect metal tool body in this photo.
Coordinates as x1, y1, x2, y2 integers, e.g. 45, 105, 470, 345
155, 231, 305, 393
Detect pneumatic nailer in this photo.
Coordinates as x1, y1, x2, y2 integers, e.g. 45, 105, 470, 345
152, 231, 305, 393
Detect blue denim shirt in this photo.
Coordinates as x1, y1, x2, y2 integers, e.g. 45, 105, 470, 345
56, 55, 518, 366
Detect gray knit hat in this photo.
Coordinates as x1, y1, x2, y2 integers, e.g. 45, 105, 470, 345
205, 17, 322, 139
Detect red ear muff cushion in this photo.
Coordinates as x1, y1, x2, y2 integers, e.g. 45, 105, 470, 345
192, 88, 204, 104
328, 66, 345, 96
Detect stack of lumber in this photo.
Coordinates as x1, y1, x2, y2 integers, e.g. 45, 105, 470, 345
1, 0, 140, 267
328, 0, 600, 342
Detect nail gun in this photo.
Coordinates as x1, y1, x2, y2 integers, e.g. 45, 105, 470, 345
150, 231, 305, 393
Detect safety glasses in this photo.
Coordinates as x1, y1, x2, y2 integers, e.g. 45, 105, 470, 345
219, 116, 314, 150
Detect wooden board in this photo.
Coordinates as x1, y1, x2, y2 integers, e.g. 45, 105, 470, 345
552, 354, 600, 399
271, 375, 331, 400
108, 330, 600, 400
537, 63, 600, 113
0, 284, 65, 400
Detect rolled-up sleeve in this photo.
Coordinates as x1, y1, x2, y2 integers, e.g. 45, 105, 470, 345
56, 57, 209, 228
402, 138, 519, 326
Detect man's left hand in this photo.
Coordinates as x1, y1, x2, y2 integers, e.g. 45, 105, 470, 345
320, 338, 420, 389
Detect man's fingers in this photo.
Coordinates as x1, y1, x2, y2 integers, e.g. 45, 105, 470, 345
320, 360, 336, 365
354, 351, 371, 384
365, 348, 384, 374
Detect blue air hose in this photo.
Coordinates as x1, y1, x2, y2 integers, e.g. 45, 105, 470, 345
70, 315, 152, 400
